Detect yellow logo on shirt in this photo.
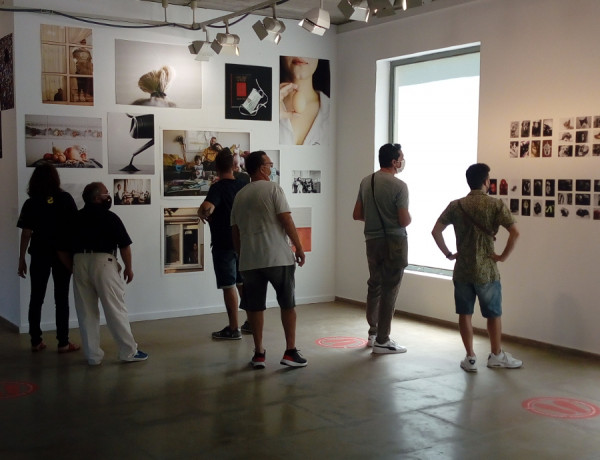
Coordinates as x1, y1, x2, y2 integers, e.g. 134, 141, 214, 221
47, 196, 54, 204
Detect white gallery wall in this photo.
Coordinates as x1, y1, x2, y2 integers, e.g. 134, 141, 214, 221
336, 0, 600, 355
3, 0, 337, 331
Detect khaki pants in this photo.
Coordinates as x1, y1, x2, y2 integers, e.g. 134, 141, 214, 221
73, 253, 138, 364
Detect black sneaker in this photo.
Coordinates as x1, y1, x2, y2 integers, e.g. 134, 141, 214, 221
280, 348, 308, 368
240, 320, 252, 334
212, 326, 242, 340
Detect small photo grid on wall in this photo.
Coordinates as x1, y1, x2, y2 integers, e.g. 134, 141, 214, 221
509, 118, 552, 158
491, 177, 600, 220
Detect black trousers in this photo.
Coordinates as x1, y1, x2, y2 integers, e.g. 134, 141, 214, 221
28, 251, 72, 347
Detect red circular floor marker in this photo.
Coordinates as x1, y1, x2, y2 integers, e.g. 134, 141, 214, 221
522, 397, 600, 419
0, 381, 39, 399
315, 336, 367, 349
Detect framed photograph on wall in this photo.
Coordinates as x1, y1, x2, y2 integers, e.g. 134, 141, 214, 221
162, 129, 250, 197
279, 56, 330, 146
25, 114, 103, 168
113, 178, 151, 205
108, 112, 155, 174
290, 207, 312, 252
0, 33, 14, 110
41, 25, 93, 105
291, 170, 321, 193
225, 64, 272, 121
163, 207, 204, 274
115, 39, 202, 109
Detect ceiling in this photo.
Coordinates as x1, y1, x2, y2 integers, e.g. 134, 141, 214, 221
137, 0, 435, 26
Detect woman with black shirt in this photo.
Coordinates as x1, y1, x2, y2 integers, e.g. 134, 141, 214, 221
17, 164, 80, 353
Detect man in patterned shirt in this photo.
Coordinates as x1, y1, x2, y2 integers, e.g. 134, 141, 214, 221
431, 163, 522, 372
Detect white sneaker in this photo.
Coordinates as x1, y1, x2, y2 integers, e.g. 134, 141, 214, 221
487, 350, 523, 369
372, 339, 407, 354
367, 335, 376, 347
460, 355, 477, 372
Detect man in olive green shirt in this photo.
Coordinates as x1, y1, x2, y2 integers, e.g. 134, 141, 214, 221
431, 163, 522, 372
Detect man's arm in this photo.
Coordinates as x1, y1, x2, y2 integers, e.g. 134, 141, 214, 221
398, 208, 412, 228
352, 199, 364, 221
490, 223, 519, 262
277, 212, 305, 267
119, 245, 134, 283
231, 225, 241, 256
431, 220, 457, 260
18, 229, 32, 278
197, 200, 215, 224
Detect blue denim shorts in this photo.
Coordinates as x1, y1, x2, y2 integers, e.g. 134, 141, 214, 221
453, 280, 502, 318
211, 248, 242, 289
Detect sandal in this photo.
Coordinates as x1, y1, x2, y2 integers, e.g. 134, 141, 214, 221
31, 342, 47, 352
58, 342, 81, 354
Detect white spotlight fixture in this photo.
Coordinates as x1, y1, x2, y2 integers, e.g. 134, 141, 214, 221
338, 0, 370, 22
211, 22, 240, 56
367, 0, 396, 17
299, 0, 330, 36
253, 4, 286, 44
188, 27, 215, 61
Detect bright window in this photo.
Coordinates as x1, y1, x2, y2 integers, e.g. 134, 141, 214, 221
391, 46, 480, 273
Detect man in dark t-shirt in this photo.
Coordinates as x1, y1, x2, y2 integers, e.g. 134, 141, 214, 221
198, 150, 250, 340
58, 182, 148, 365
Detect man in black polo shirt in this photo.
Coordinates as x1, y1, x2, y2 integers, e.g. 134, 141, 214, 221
59, 182, 147, 365
198, 150, 250, 340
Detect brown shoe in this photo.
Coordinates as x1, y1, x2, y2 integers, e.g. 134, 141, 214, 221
58, 342, 81, 353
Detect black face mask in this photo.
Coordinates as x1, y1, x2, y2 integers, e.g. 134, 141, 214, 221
101, 196, 112, 210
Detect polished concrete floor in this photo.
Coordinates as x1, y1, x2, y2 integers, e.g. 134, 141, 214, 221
1, 301, 600, 459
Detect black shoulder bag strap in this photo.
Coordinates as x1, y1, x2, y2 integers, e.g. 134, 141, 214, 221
458, 199, 496, 241
371, 173, 388, 237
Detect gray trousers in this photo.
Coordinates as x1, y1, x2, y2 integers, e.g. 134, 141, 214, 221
365, 237, 406, 343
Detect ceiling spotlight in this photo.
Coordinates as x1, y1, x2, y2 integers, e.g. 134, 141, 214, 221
253, 4, 286, 44
367, 0, 396, 17
299, 1, 330, 36
211, 22, 240, 56
338, 0, 370, 22
188, 27, 215, 61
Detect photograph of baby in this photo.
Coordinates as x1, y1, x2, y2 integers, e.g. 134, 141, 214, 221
279, 56, 330, 146
113, 178, 151, 205
115, 39, 202, 109
292, 170, 321, 194
108, 112, 155, 174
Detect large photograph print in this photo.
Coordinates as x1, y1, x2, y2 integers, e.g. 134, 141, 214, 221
25, 114, 103, 168
225, 64, 272, 121
41, 25, 93, 105
115, 39, 202, 109
108, 112, 155, 174
279, 56, 330, 146
162, 129, 250, 197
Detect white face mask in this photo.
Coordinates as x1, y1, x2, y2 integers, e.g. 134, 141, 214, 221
396, 158, 405, 173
